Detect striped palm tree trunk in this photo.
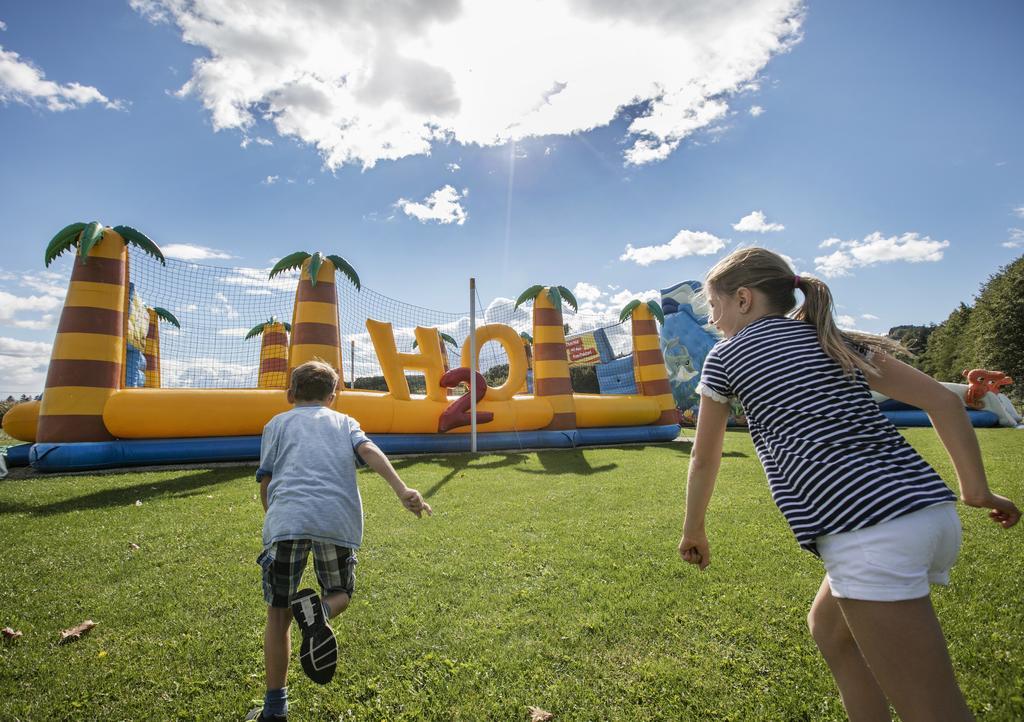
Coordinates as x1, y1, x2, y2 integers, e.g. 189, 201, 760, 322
258, 322, 290, 388
631, 305, 679, 425
288, 258, 343, 384
37, 231, 127, 442
143, 308, 161, 388
519, 340, 533, 394
532, 288, 576, 429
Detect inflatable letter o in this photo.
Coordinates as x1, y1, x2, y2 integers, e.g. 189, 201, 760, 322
460, 324, 527, 402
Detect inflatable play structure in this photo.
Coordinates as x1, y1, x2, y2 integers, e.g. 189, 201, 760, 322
2, 223, 680, 471
652, 281, 1022, 430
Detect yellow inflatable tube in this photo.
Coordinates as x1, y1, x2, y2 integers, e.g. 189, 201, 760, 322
2, 400, 40, 442
101, 388, 555, 438
4, 391, 664, 442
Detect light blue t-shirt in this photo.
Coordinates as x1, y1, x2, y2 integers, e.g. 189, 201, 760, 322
256, 405, 371, 550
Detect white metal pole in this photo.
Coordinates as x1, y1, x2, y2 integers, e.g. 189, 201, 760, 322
469, 277, 478, 453
350, 339, 355, 390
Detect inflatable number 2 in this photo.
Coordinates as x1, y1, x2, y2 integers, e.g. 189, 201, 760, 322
438, 367, 495, 433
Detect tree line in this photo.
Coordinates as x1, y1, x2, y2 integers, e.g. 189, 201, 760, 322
887, 254, 1023, 405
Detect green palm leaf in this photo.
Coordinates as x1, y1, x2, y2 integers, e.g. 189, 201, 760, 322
113, 225, 165, 266
44, 222, 86, 267
308, 252, 324, 286
244, 321, 268, 340
440, 332, 458, 348
646, 300, 665, 325
514, 285, 544, 310
619, 300, 642, 322
151, 307, 180, 328
269, 251, 310, 280
556, 285, 578, 312
326, 254, 361, 290
547, 286, 563, 311
77, 221, 105, 264
519, 331, 533, 344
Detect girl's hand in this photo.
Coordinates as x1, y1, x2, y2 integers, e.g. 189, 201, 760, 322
679, 529, 710, 570
965, 492, 1020, 529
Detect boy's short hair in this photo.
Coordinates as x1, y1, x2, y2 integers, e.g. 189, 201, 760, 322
290, 359, 339, 401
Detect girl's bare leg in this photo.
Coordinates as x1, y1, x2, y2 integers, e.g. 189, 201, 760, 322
808, 577, 891, 722
836, 593, 974, 722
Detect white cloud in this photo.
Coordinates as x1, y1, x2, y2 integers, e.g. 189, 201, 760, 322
819, 237, 843, 248
0, 21, 6, 31
733, 210, 784, 233
0, 290, 62, 323
447, 162, 460, 172
836, 314, 856, 330
217, 327, 249, 337
218, 266, 298, 292
262, 175, 279, 185
814, 231, 950, 278
396, 185, 468, 225
162, 243, 234, 261
861, 313, 879, 320
1012, 206, 1024, 219
133, 0, 804, 169
573, 282, 602, 303
0, 336, 52, 357
1003, 228, 1024, 249
0, 46, 123, 112
748, 105, 764, 116
620, 229, 727, 266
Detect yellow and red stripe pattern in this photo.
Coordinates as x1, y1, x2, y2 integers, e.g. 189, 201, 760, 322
258, 322, 290, 388
631, 304, 679, 425
288, 258, 343, 384
38, 231, 127, 442
531, 288, 576, 430
144, 307, 161, 388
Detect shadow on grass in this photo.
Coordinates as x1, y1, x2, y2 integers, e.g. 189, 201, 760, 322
0, 468, 241, 517
391, 453, 530, 498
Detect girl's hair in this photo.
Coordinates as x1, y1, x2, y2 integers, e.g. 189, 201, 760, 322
703, 247, 904, 378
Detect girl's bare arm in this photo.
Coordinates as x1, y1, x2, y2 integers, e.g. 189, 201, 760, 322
868, 353, 1019, 528
680, 396, 731, 569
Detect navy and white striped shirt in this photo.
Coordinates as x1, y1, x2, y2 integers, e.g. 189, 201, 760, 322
697, 316, 956, 554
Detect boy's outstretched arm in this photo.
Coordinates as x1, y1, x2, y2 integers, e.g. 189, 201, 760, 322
868, 353, 1020, 529
357, 442, 433, 518
679, 396, 731, 570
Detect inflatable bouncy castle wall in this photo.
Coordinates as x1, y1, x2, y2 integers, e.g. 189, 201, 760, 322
2, 223, 681, 471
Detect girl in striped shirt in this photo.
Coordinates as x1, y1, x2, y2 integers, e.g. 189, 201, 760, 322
678, 247, 1019, 722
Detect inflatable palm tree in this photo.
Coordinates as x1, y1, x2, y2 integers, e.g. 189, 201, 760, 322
144, 306, 180, 388
245, 315, 292, 389
412, 332, 458, 372
515, 285, 578, 429
620, 299, 678, 424
269, 251, 360, 383
39, 221, 165, 442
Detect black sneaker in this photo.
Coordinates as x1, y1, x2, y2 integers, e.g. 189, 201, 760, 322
245, 707, 287, 721
290, 588, 338, 684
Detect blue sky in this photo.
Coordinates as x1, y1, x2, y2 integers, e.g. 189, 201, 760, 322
1, 0, 1022, 392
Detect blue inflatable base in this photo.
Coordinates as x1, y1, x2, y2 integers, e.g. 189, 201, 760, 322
25, 425, 682, 472
883, 409, 1000, 428
3, 443, 32, 467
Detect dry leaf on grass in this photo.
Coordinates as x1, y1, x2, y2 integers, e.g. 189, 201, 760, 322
59, 620, 97, 645
528, 706, 554, 721
2, 627, 23, 640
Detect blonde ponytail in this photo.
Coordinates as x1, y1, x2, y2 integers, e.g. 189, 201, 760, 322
705, 247, 906, 379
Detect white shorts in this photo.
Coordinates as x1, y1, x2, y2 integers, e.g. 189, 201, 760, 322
816, 502, 962, 602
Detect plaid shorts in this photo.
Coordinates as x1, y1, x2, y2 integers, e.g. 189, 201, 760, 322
257, 539, 357, 608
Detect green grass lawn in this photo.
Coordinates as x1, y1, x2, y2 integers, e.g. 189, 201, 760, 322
1, 430, 1022, 721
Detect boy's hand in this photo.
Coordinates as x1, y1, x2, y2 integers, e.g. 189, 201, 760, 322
679, 529, 710, 570
965, 492, 1020, 529
399, 488, 433, 518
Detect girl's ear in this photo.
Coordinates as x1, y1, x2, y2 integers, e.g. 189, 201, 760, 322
736, 287, 752, 312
